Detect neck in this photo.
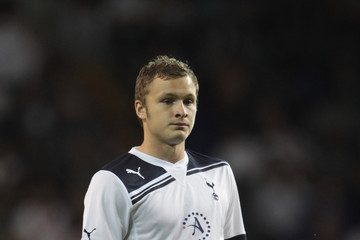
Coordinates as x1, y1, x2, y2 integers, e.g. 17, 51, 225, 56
137, 140, 185, 164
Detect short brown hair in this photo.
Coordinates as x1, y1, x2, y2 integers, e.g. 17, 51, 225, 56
135, 55, 199, 105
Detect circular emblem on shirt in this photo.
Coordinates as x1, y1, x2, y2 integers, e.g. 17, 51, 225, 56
182, 212, 211, 240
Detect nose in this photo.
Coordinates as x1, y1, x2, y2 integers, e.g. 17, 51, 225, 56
175, 101, 188, 118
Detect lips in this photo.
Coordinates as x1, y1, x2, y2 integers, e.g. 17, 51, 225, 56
171, 122, 189, 127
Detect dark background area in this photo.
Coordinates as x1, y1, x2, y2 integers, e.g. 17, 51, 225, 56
0, 0, 359, 239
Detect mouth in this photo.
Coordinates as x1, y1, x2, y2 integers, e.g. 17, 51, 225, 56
171, 122, 189, 127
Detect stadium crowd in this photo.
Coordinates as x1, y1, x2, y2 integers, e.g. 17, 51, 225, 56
0, 0, 359, 239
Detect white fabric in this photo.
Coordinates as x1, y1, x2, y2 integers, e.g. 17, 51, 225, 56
81, 148, 246, 240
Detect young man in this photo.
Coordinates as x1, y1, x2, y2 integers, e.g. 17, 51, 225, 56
81, 56, 247, 240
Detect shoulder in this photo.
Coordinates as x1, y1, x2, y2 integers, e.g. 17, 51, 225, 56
102, 152, 141, 173
100, 152, 167, 193
186, 149, 230, 173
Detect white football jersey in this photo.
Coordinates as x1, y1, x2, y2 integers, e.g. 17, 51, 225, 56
81, 147, 246, 240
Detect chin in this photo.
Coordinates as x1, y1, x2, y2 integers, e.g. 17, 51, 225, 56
167, 135, 188, 146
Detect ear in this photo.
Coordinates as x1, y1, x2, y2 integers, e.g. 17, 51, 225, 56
135, 100, 146, 120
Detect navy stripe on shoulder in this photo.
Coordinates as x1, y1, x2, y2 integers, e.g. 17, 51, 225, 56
102, 153, 167, 193
186, 150, 228, 175
187, 162, 228, 176
131, 176, 176, 205
226, 234, 247, 240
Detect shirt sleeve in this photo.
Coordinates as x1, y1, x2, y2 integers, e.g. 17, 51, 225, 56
81, 170, 132, 240
224, 166, 247, 239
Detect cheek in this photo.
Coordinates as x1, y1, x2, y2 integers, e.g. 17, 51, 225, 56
189, 108, 197, 118
188, 111, 197, 127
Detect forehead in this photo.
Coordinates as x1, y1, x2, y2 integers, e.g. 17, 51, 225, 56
148, 76, 197, 97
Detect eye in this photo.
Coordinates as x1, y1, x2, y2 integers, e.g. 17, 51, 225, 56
162, 99, 174, 105
184, 99, 194, 105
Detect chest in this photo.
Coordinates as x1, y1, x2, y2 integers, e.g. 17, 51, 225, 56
130, 170, 230, 239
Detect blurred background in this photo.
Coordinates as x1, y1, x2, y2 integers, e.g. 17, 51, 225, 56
0, 0, 359, 239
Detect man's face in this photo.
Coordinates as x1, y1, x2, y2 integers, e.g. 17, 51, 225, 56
138, 76, 197, 146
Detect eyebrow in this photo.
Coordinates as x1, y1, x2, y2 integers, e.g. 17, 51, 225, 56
159, 93, 196, 99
